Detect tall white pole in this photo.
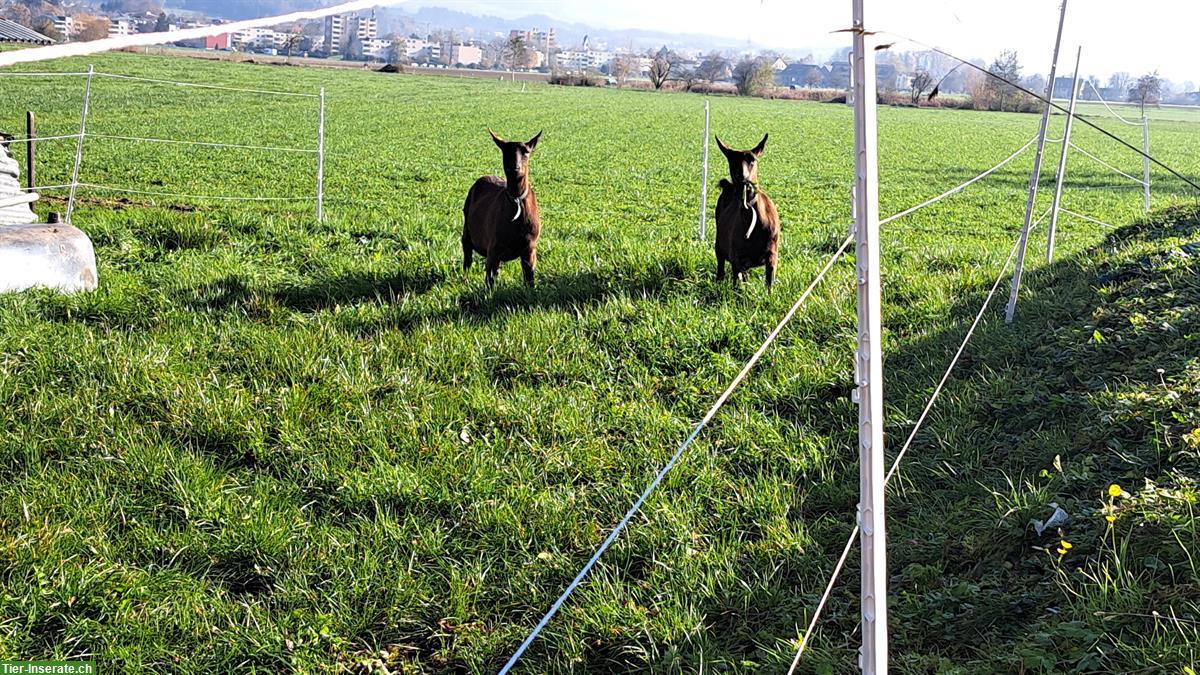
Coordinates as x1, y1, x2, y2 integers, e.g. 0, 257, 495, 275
1142, 116, 1150, 213
851, 0, 887, 672
699, 99, 710, 241
317, 86, 326, 223
66, 64, 94, 225
1005, 0, 1069, 324
1046, 47, 1081, 264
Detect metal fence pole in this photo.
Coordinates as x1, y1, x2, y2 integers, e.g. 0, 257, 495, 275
66, 64, 94, 224
317, 86, 326, 223
699, 99, 710, 241
1047, 47, 1081, 263
25, 111, 35, 192
1142, 116, 1150, 213
851, 0, 887, 671
1005, 0, 1068, 324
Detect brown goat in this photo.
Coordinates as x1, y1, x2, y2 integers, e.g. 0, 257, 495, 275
462, 130, 542, 289
714, 134, 780, 289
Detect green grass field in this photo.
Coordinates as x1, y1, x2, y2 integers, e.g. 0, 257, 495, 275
1, 52, 1198, 673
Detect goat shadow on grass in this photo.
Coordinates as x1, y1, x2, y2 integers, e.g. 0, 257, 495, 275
175, 267, 446, 314
452, 266, 681, 322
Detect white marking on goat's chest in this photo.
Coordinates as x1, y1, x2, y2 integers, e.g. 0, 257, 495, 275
511, 186, 530, 222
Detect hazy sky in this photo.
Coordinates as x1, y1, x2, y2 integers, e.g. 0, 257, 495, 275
401, 0, 1199, 86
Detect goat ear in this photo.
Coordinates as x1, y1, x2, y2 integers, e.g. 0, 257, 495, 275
751, 133, 768, 157
715, 135, 734, 158
525, 130, 542, 152
489, 128, 505, 148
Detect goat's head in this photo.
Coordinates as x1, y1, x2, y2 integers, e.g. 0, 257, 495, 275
716, 133, 767, 186
490, 129, 542, 183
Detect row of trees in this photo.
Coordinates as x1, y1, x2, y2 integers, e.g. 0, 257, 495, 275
611, 47, 775, 96
951, 50, 1174, 114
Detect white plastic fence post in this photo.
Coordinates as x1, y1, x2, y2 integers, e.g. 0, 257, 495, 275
1006, 0, 1068, 324
66, 64, 94, 224
1047, 47, 1081, 263
317, 86, 326, 223
699, 99, 710, 241
1142, 116, 1150, 213
850, 0, 887, 672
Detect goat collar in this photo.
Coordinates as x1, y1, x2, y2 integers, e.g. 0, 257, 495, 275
732, 180, 760, 239
509, 185, 530, 222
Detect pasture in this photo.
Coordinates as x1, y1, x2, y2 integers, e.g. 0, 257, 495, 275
1, 51, 1198, 672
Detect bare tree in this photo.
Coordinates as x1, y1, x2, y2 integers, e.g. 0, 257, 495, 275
733, 56, 774, 96
674, 66, 700, 92
1107, 72, 1131, 95
1128, 71, 1162, 115
76, 15, 110, 42
697, 51, 728, 84
482, 36, 507, 69
910, 70, 933, 105
283, 31, 303, 59
647, 46, 676, 90
609, 53, 632, 86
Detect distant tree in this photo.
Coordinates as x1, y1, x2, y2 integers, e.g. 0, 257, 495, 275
609, 53, 632, 86
76, 15, 110, 42
1128, 71, 1162, 115
674, 65, 699, 92
385, 40, 410, 65
647, 46, 677, 90
910, 70, 933, 104
1106, 72, 1131, 95
31, 17, 64, 42
732, 56, 775, 96
696, 51, 728, 83
344, 32, 363, 61
504, 34, 527, 70
1182, 80, 1196, 95
430, 29, 456, 45
282, 31, 303, 58
967, 69, 993, 110
481, 36, 507, 69
985, 50, 1022, 111
1024, 73, 1046, 97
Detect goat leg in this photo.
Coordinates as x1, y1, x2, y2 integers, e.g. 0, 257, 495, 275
520, 250, 536, 287
484, 254, 501, 290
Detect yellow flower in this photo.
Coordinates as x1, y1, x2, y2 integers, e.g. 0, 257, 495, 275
1105, 514, 1116, 523
1057, 547, 1068, 556
1060, 540, 1073, 550
1108, 484, 1123, 497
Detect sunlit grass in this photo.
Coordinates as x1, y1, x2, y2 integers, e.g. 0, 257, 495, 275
0, 52, 1197, 672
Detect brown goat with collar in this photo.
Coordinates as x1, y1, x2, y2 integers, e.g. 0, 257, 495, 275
714, 133, 780, 289
462, 129, 542, 289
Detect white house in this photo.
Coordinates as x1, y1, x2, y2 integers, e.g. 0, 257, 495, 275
107, 16, 136, 37
362, 38, 393, 60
